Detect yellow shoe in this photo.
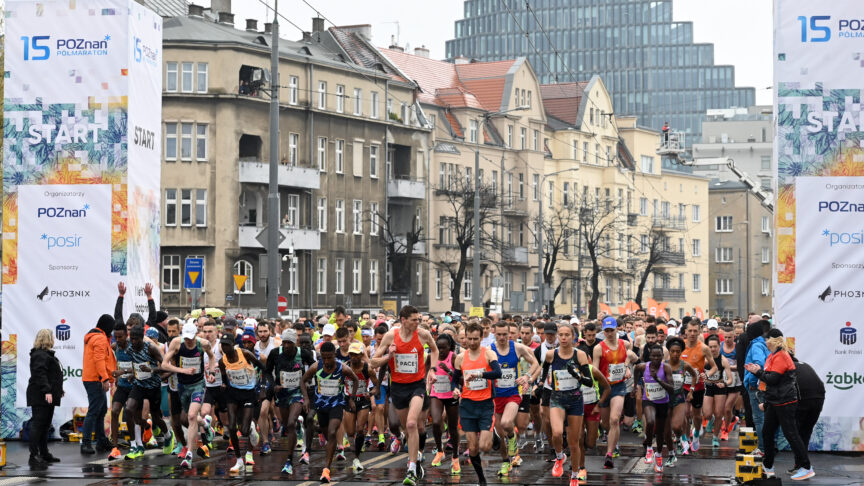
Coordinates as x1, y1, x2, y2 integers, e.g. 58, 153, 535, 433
510, 454, 523, 467
431, 450, 446, 467
451, 457, 462, 475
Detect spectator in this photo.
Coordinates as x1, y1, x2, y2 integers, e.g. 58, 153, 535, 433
743, 320, 770, 453
81, 314, 117, 454
792, 355, 825, 449
26, 329, 64, 467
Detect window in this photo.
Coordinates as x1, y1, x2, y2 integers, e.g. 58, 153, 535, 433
369, 202, 379, 235
715, 216, 733, 232
370, 144, 379, 178
532, 174, 539, 200
533, 130, 539, 151
641, 155, 653, 173
335, 200, 344, 233
336, 85, 345, 113
639, 197, 648, 216
547, 181, 554, 207
287, 256, 298, 294
166, 62, 178, 92
352, 260, 362, 294
692, 204, 701, 222
196, 62, 208, 93
463, 276, 472, 300
181, 62, 193, 92
196, 124, 208, 161
595, 144, 601, 164
195, 189, 206, 227
693, 274, 702, 292
507, 125, 513, 148
335, 258, 344, 294
165, 123, 177, 160
233, 260, 253, 293
469, 119, 478, 143
353, 88, 362, 115
285, 194, 299, 228
762, 278, 770, 296
318, 197, 327, 232
318, 81, 327, 109
416, 263, 423, 295
180, 189, 192, 226
563, 182, 569, 206
527, 91, 532, 107
761, 156, 771, 170
640, 234, 649, 253
317, 136, 327, 171
317, 258, 327, 294
369, 260, 379, 293
289, 133, 299, 165
289, 76, 298, 105
572, 140, 579, 160
370, 91, 379, 118
352, 200, 362, 234
180, 123, 192, 160
762, 247, 770, 263
762, 216, 771, 233
520, 127, 526, 149
335, 140, 344, 173
435, 269, 442, 299
583, 142, 589, 161
716, 278, 733, 295
715, 247, 733, 263
162, 255, 180, 292
165, 189, 177, 226
692, 239, 701, 257
353, 141, 364, 177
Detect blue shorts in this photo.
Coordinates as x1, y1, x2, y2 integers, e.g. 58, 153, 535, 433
275, 388, 303, 408
550, 391, 584, 416
599, 381, 628, 408
459, 398, 494, 433
375, 385, 389, 406
178, 380, 206, 409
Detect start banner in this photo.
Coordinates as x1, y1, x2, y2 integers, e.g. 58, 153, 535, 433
775, 0, 864, 450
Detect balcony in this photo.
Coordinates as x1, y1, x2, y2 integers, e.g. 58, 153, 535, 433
238, 161, 320, 190
502, 196, 529, 217
502, 246, 530, 266
393, 235, 426, 255
387, 177, 426, 200
656, 250, 686, 266
238, 224, 320, 251
653, 288, 686, 302
652, 216, 687, 231
627, 213, 639, 226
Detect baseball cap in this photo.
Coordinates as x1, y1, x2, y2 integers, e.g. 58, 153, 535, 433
570, 316, 580, 325
348, 342, 365, 355
656, 324, 668, 335
281, 329, 298, 343
761, 312, 772, 319
145, 327, 160, 340
243, 317, 257, 330
219, 334, 235, 346
602, 316, 618, 330
182, 322, 198, 339
706, 318, 719, 330
543, 322, 557, 334
322, 324, 336, 336
318, 316, 329, 327
241, 333, 256, 343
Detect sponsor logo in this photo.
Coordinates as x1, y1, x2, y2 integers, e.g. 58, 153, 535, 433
41, 232, 83, 250
21, 34, 111, 60
133, 36, 158, 66
820, 228, 864, 247
56, 319, 71, 341
825, 371, 864, 391
818, 286, 834, 302
798, 16, 864, 42
133, 126, 155, 150
841, 321, 858, 345
61, 366, 83, 381
36, 286, 91, 301
818, 201, 864, 212
37, 204, 89, 218
817, 285, 864, 302
47, 264, 79, 272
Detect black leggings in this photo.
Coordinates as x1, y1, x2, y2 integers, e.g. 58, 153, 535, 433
431, 397, 460, 458
762, 402, 810, 470
29, 405, 55, 458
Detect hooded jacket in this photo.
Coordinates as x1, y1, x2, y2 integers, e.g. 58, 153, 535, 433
26, 348, 64, 407
82, 314, 117, 383
743, 335, 769, 389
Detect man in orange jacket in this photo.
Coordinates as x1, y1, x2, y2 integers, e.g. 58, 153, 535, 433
81, 314, 118, 454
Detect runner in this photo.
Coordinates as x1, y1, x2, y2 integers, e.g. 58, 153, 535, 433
719, 327, 742, 441
163, 319, 185, 455
592, 316, 639, 469
370, 324, 390, 451
634, 343, 674, 473
515, 322, 541, 460
200, 321, 227, 457
301, 342, 360, 484
344, 342, 379, 472
491, 321, 540, 476
664, 337, 699, 465
680, 319, 717, 453
160, 321, 217, 468
122, 325, 170, 460
576, 358, 610, 478
453, 321, 502, 486
297, 333, 318, 465
532, 322, 559, 456
703, 335, 733, 448
254, 321, 278, 456
429, 333, 461, 474
370, 305, 439, 486
218, 334, 265, 473
108, 323, 134, 461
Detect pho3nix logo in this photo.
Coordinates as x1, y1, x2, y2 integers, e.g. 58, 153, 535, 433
817, 285, 864, 303
36, 286, 91, 302
841, 321, 857, 345
55, 319, 71, 341
21, 34, 111, 61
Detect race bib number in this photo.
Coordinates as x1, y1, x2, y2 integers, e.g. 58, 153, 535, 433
496, 368, 517, 389
433, 375, 452, 394
645, 382, 668, 401
210, 369, 223, 386
181, 356, 201, 370
395, 353, 418, 374
281, 371, 301, 389
554, 369, 579, 391
608, 363, 627, 383
118, 361, 133, 376
683, 372, 694, 386
465, 368, 488, 391
133, 363, 152, 380
707, 370, 721, 382
226, 368, 250, 387
672, 373, 683, 390
581, 385, 598, 404
319, 379, 340, 397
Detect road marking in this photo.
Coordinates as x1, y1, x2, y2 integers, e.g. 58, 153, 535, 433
368, 453, 408, 469
0, 477, 39, 486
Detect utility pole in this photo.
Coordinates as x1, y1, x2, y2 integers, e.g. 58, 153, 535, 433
266, 1, 280, 318
472, 118, 482, 310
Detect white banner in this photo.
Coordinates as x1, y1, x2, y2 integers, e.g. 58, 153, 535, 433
2, 0, 162, 423
775, 1, 864, 450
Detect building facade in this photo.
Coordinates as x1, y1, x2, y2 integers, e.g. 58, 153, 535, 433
445, 0, 755, 144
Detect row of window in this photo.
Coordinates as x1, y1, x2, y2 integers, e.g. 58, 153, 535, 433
165, 62, 208, 94
715, 278, 771, 296
315, 198, 380, 235
715, 215, 772, 233
165, 189, 206, 227
165, 123, 208, 162
714, 247, 772, 264
638, 197, 700, 222
307, 80, 412, 124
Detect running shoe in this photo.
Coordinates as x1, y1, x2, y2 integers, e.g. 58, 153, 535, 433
299, 451, 310, 464
353, 457, 364, 472
417, 451, 424, 464
569, 472, 580, 486
727, 416, 740, 432
451, 457, 461, 475
377, 437, 387, 451
403, 469, 418, 486
552, 457, 565, 477
203, 415, 214, 444
664, 454, 677, 468
321, 467, 331, 483
603, 453, 614, 469
791, 468, 815, 481
763, 466, 775, 478
498, 461, 512, 476
226, 445, 235, 455
336, 447, 346, 461
577, 467, 587, 481
319, 433, 327, 447
612, 446, 620, 458
197, 444, 210, 458
431, 450, 446, 467
534, 438, 545, 453
172, 443, 184, 456
712, 437, 720, 448
261, 443, 272, 456
654, 454, 664, 473
417, 463, 425, 479
720, 429, 729, 441
343, 436, 352, 449
229, 458, 244, 473
507, 434, 518, 456
244, 451, 255, 465
702, 418, 709, 430
600, 431, 608, 443
124, 446, 143, 460
752, 448, 764, 458
162, 431, 175, 455
364, 434, 373, 448
180, 452, 193, 469
676, 438, 684, 456
631, 419, 643, 434
644, 447, 654, 464
492, 429, 501, 451
510, 454, 523, 467
390, 437, 402, 454
143, 423, 153, 445
691, 435, 701, 452
297, 437, 305, 450
281, 460, 293, 475
177, 445, 188, 459
108, 447, 122, 461
146, 436, 158, 449
787, 466, 800, 475
680, 435, 691, 455
249, 425, 260, 448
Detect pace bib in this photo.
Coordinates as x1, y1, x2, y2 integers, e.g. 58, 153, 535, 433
226, 368, 251, 387
395, 353, 419, 374
281, 370, 301, 389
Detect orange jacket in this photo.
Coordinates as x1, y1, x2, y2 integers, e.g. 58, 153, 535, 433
82, 328, 116, 383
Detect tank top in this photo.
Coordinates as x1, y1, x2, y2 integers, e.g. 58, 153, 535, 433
221, 348, 257, 390
314, 360, 346, 409
539, 341, 557, 390
599, 339, 627, 384
177, 339, 205, 385
389, 329, 425, 383
461, 347, 492, 402
720, 343, 741, 387
550, 349, 583, 400
164, 343, 179, 392
276, 347, 305, 391
115, 343, 134, 389
430, 351, 455, 399
681, 342, 705, 391
204, 343, 223, 387
336, 347, 351, 363
128, 342, 161, 389
581, 364, 600, 405
492, 340, 520, 398
705, 353, 723, 385
347, 363, 370, 396
642, 363, 670, 404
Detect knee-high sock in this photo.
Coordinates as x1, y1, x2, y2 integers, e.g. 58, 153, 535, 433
470, 454, 486, 483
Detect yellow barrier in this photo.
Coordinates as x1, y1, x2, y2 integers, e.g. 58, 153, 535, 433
735, 454, 763, 483
738, 426, 758, 454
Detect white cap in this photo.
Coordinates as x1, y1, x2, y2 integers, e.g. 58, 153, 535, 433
182, 322, 198, 339
322, 324, 336, 336
706, 318, 719, 329
243, 317, 258, 329
570, 316, 580, 325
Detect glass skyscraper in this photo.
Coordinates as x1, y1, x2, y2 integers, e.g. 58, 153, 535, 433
445, 0, 755, 144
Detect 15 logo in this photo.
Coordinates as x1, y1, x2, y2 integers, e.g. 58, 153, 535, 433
797, 16, 831, 43
21, 35, 50, 60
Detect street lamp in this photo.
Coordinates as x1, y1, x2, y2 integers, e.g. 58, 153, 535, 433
537, 167, 580, 314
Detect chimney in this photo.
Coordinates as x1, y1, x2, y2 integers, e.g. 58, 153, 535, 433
389, 45, 404, 53
302, 32, 312, 42
263, 22, 273, 34
187, 3, 204, 18
454, 56, 471, 65
246, 19, 258, 32
210, 0, 231, 15
414, 45, 430, 58
312, 17, 325, 33
337, 24, 371, 41
218, 11, 234, 25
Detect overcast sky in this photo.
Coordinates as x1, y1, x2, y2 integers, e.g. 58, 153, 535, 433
214, 0, 772, 105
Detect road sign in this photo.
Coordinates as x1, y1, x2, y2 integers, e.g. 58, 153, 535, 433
185, 258, 203, 289
491, 286, 504, 304
225, 294, 234, 302
233, 274, 248, 292
278, 295, 288, 313
255, 225, 286, 248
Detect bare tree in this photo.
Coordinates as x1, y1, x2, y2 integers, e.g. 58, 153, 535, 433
631, 220, 687, 310
372, 210, 426, 295
579, 194, 623, 319
539, 202, 582, 315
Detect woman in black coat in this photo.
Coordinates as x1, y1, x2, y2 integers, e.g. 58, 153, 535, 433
26, 329, 64, 466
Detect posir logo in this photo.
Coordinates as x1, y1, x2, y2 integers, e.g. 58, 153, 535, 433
841, 321, 858, 345
37, 204, 89, 218
133, 36, 158, 66
21, 34, 111, 60
820, 228, 864, 247
818, 201, 864, 212
55, 319, 71, 341
825, 371, 864, 391
41, 232, 83, 250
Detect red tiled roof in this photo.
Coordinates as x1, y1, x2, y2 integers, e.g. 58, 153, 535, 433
329, 29, 409, 83
454, 60, 515, 79
379, 48, 461, 106
435, 87, 484, 110
539, 82, 589, 126
459, 78, 507, 113
443, 110, 464, 139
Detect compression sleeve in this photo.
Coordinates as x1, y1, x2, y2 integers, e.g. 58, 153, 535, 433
480, 360, 502, 380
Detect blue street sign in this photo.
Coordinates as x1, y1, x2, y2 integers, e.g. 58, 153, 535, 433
185, 257, 204, 289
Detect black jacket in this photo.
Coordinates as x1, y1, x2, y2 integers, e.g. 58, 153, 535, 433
26, 348, 63, 407
793, 360, 825, 401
